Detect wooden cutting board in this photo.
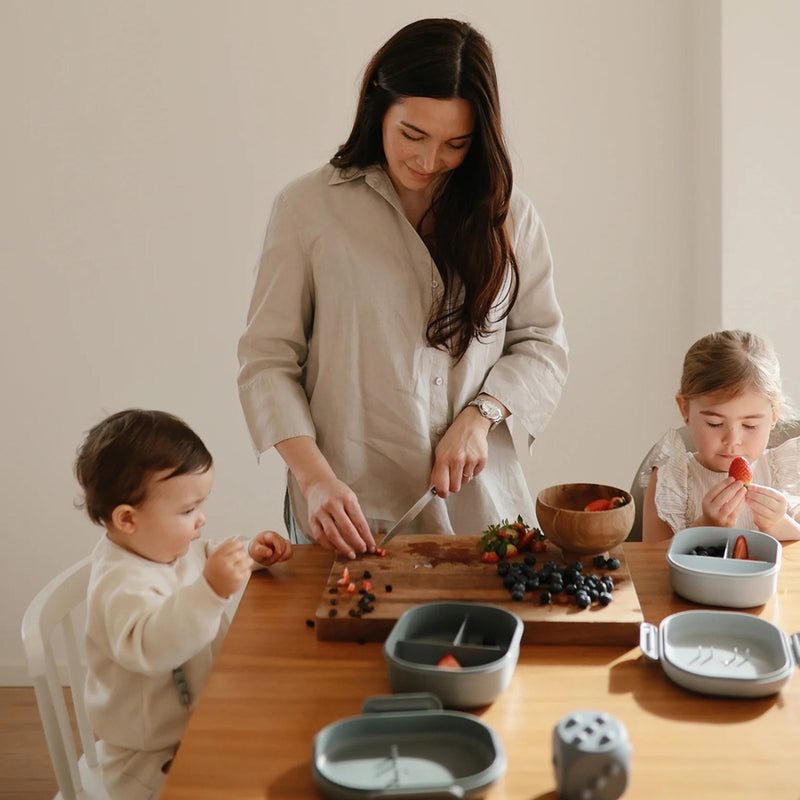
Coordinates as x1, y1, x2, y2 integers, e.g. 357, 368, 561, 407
314, 534, 643, 645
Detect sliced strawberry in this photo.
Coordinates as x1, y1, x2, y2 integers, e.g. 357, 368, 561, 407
584, 498, 614, 512
336, 567, 351, 586
436, 654, 462, 670
375, 547, 386, 557
481, 550, 500, 563
362, 580, 373, 592
732, 535, 749, 559
346, 582, 357, 594
728, 456, 752, 486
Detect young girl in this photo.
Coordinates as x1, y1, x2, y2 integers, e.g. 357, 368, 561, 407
641, 330, 800, 542
75, 409, 292, 799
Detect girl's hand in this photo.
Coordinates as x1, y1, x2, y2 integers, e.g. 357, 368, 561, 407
699, 476, 747, 527
745, 484, 789, 533
306, 477, 375, 560
204, 539, 252, 598
248, 531, 293, 566
430, 408, 490, 498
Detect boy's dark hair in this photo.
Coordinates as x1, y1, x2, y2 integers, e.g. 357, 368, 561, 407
75, 409, 213, 525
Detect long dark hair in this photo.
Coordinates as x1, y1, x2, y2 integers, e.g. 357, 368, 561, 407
331, 18, 519, 360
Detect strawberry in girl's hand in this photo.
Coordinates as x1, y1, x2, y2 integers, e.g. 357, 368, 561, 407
728, 456, 752, 486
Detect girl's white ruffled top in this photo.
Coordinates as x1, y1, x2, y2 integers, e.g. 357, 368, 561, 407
638, 428, 800, 535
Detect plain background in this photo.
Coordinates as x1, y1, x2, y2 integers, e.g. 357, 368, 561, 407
2, 0, 799, 682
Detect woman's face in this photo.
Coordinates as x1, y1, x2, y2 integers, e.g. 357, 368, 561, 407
381, 96, 475, 197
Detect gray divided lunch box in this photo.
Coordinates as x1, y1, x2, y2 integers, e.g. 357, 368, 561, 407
312, 693, 506, 799
640, 610, 800, 697
383, 602, 523, 709
667, 527, 781, 608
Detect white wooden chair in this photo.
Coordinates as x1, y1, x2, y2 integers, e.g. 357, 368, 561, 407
628, 419, 800, 541
21, 556, 109, 799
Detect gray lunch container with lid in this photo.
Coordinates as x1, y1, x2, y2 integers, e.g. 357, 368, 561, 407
640, 609, 800, 697
312, 693, 506, 799
667, 527, 781, 608
382, 601, 523, 709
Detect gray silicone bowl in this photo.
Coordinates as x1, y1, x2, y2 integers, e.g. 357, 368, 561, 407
640, 610, 800, 697
312, 693, 506, 799
383, 602, 523, 709
667, 527, 781, 608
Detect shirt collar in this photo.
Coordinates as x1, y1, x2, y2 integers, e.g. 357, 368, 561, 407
329, 163, 404, 213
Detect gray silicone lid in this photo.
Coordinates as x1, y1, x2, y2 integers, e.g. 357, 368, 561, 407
312, 693, 506, 799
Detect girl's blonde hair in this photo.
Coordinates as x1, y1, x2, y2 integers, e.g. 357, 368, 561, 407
679, 329, 788, 417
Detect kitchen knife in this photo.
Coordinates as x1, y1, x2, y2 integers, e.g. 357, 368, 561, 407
377, 486, 438, 548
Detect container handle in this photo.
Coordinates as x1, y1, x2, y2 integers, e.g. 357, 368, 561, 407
367, 788, 464, 799
362, 693, 442, 715
790, 633, 800, 667
639, 622, 660, 661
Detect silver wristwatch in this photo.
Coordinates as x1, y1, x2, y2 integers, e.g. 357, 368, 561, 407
467, 396, 504, 430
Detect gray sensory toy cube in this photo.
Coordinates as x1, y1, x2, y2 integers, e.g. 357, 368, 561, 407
552, 710, 631, 800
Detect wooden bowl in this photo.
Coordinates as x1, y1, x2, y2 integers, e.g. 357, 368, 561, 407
535, 483, 635, 557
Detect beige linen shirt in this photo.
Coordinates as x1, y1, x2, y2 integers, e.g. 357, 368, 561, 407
238, 163, 568, 540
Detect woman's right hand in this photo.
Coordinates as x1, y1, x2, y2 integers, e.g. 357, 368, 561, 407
305, 476, 375, 559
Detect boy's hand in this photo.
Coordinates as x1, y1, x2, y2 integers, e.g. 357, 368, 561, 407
248, 531, 293, 566
203, 539, 251, 599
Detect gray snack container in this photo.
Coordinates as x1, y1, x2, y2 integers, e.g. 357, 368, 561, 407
667, 527, 781, 607
383, 601, 523, 709
312, 693, 506, 799
640, 609, 800, 697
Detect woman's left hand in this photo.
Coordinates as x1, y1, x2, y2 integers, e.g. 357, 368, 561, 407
430, 408, 491, 497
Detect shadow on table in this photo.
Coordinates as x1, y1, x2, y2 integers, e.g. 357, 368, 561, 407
607, 651, 780, 723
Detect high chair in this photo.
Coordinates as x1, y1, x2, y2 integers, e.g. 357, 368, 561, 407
20, 556, 109, 799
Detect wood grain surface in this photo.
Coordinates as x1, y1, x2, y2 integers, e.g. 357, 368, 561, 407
315, 535, 643, 645
160, 540, 800, 800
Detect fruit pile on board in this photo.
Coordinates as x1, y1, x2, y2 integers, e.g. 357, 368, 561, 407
477, 516, 547, 562
493, 553, 621, 609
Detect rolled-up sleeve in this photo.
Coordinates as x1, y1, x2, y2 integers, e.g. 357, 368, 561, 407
237, 190, 317, 455
483, 190, 569, 446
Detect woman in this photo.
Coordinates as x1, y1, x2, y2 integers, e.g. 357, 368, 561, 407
238, 18, 568, 559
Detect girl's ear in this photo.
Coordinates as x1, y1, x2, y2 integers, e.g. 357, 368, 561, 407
110, 504, 137, 534
675, 395, 690, 424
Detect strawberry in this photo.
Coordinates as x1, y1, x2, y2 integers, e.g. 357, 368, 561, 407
728, 456, 752, 486
480, 550, 500, 563
732, 534, 749, 559
336, 567, 351, 586
436, 654, 462, 670
584, 498, 614, 512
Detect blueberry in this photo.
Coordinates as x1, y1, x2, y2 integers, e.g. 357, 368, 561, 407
606, 557, 621, 570
539, 590, 552, 604
385, 584, 393, 592
524, 554, 538, 566
497, 561, 511, 576
511, 589, 525, 601
575, 591, 591, 609
328, 608, 338, 617
362, 570, 372, 579
593, 555, 607, 569
599, 592, 613, 606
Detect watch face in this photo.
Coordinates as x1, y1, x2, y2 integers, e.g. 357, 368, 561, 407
479, 399, 502, 421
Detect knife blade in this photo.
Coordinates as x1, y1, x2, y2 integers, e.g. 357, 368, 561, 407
377, 487, 438, 548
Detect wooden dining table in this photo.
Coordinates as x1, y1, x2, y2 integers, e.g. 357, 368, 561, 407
160, 540, 800, 799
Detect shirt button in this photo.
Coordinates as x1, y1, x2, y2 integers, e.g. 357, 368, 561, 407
432, 279, 439, 288
434, 377, 443, 386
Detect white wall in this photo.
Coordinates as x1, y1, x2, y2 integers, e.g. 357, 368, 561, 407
1, 1, 797, 683
721, 1, 800, 405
